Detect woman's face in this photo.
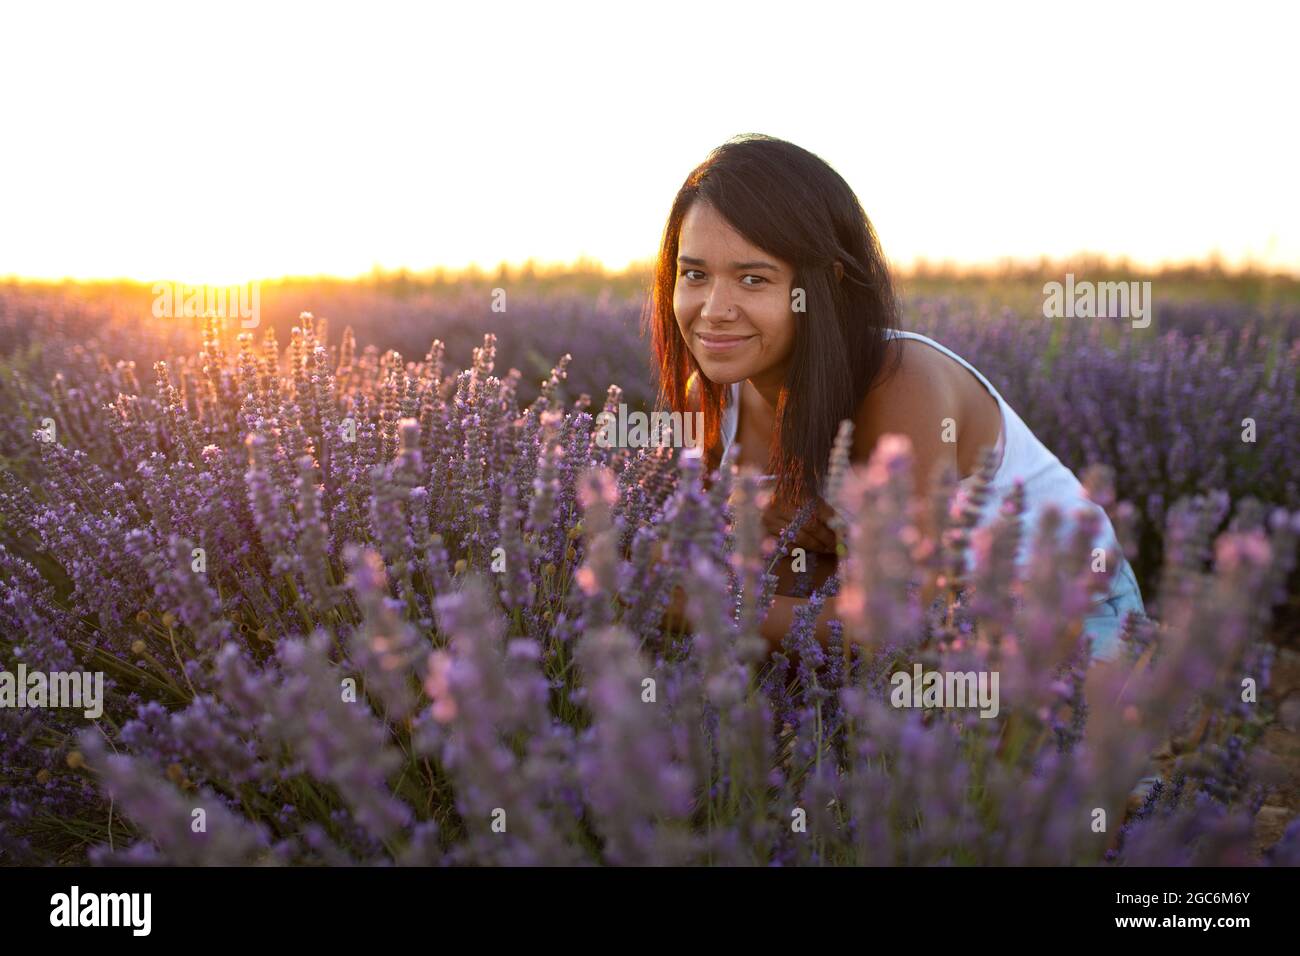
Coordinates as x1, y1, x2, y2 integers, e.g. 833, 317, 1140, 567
673, 201, 796, 388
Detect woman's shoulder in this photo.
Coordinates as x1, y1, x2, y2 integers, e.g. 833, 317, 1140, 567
860, 338, 960, 414
878, 333, 957, 382
856, 335, 1007, 482
851, 338, 960, 462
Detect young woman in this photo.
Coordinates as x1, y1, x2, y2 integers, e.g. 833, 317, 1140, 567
644, 134, 1145, 662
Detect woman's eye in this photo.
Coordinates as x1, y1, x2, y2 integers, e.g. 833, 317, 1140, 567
679, 270, 766, 286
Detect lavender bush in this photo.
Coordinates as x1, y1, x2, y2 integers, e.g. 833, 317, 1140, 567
1, 297, 1298, 866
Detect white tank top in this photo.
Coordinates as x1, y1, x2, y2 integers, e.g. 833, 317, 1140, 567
717, 328, 1121, 573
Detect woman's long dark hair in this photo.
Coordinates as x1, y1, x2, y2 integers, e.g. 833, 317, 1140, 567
644, 133, 902, 509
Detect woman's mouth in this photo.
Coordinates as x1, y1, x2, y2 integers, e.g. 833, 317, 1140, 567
697, 332, 755, 354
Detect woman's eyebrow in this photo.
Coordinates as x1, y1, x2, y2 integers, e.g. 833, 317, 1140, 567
677, 255, 780, 272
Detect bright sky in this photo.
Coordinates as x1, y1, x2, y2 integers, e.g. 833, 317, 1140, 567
1, 0, 1296, 284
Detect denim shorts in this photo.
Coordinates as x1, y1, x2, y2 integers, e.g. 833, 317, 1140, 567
1082, 556, 1147, 663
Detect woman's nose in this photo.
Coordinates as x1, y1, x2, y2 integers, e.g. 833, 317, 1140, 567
700, 283, 738, 321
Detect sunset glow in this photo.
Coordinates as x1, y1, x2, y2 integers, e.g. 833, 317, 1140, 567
2, 0, 1296, 284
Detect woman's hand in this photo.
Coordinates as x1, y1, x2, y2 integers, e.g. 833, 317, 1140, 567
761, 496, 840, 555
662, 583, 690, 631
633, 539, 693, 632
728, 483, 840, 555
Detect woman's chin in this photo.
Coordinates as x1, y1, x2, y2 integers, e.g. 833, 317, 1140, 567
695, 359, 749, 385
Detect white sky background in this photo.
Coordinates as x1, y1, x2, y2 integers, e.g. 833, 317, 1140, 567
1, 0, 1296, 283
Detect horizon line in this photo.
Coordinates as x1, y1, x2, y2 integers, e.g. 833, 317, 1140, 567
3, 251, 1298, 287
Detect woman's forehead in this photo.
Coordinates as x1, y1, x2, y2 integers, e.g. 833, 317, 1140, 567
680, 205, 788, 271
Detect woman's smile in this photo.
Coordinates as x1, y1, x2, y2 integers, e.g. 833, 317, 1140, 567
696, 331, 756, 354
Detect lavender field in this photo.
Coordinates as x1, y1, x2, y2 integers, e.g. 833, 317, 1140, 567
1, 279, 1298, 865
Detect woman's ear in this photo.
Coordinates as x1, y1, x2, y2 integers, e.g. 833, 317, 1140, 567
833, 260, 844, 282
